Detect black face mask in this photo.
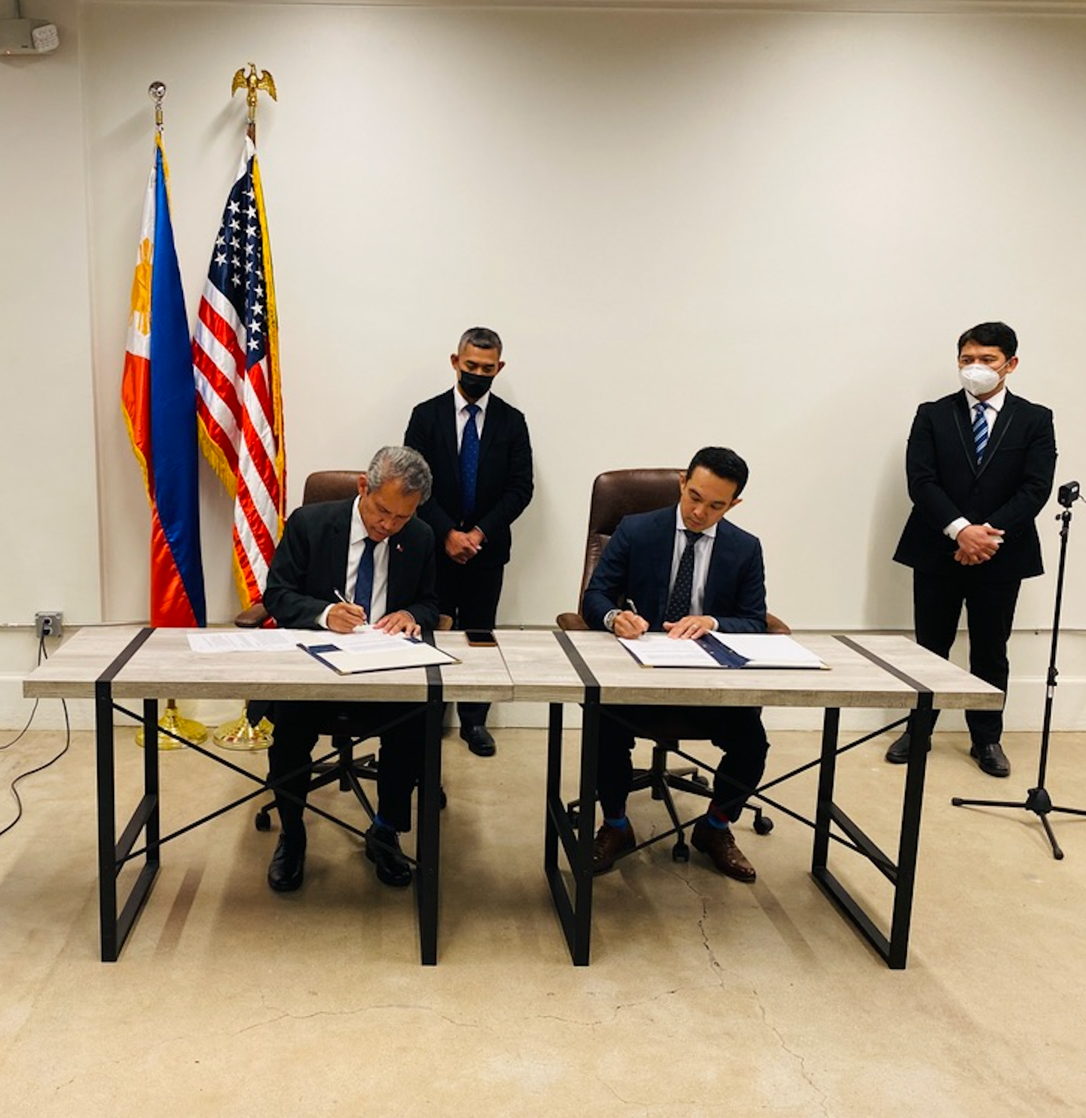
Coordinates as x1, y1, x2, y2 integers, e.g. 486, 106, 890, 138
459, 370, 495, 400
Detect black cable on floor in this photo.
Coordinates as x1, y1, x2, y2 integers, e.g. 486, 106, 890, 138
0, 633, 72, 839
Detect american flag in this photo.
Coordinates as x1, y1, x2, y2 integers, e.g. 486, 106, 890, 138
193, 135, 286, 609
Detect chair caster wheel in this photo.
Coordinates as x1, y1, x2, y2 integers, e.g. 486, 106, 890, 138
691, 772, 709, 788
753, 814, 773, 836
566, 805, 580, 826
672, 842, 690, 862
255, 809, 272, 832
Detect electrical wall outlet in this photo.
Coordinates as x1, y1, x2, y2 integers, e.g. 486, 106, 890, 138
34, 611, 63, 639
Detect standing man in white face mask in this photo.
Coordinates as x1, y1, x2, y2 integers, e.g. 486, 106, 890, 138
889, 321, 1056, 776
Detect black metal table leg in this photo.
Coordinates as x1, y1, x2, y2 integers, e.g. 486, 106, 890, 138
416, 673, 444, 965
888, 696, 934, 968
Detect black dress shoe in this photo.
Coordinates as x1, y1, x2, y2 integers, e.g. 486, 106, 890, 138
365, 824, 413, 887
970, 741, 1011, 777
884, 732, 932, 765
885, 732, 910, 764
267, 834, 305, 892
460, 724, 496, 757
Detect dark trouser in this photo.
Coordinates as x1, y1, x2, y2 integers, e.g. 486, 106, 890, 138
436, 556, 505, 728
912, 567, 1021, 746
268, 700, 425, 838
596, 704, 770, 822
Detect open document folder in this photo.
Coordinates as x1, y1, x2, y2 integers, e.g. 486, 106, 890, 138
188, 627, 459, 675
300, 629, 460, 675
618, 632, 827, 670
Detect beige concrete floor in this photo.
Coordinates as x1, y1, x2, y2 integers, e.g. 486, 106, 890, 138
1, 723, 1084, 1117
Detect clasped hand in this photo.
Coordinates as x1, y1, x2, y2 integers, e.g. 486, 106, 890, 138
446, 528, 484, 565
954, 523, 1004, 566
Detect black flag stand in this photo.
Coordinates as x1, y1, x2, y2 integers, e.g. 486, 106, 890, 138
951, 481, 1086, 860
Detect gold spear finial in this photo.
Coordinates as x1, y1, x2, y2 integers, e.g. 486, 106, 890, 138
231, 62, 277, 140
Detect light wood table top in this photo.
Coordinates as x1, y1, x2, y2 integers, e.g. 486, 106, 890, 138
24, 627, 514, 704
495, 630, 1002, 711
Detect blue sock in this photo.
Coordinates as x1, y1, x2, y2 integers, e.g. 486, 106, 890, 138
705, 811, 730, 830
604, 815, 629, 830
373, 813, 394, 833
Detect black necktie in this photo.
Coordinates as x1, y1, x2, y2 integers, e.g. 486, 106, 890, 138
665, 530, 701, 623
354, 537, 377, 615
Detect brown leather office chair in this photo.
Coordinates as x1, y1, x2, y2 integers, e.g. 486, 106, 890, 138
240, 470, 449, 833
558, 468, 785, 859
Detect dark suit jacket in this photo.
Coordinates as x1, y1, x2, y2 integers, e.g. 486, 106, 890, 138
893, 390, 1056, 582
404, 388, 533, 568
582, 506, 768, 634
263, 498, 439, 630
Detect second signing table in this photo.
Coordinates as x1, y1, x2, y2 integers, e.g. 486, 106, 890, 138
23, 626, 1001, 969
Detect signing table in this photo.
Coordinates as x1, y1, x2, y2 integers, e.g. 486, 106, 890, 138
22, 625, 510, 964
25, 627, 1000, 969
496, 630, 1002, 969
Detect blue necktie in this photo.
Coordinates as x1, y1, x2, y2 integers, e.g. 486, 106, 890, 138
665, 530, 701, 623
972, 402, 989, 463
460, 403, 481, 522
353, 537, 377, 616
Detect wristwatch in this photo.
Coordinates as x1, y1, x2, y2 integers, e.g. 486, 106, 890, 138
604, 609, 620, 633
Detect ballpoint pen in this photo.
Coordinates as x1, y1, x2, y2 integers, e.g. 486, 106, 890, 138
333, 588, 368, 626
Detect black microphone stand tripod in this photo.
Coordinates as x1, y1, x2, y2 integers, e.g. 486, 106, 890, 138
951, 481, 1086, 860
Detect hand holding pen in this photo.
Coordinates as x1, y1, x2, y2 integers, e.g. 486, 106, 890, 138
613, 596, 649, 640
328, 589, 368, 633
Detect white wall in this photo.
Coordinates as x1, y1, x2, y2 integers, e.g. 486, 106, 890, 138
2, 1, 1084, 730
0, 0, 101, 723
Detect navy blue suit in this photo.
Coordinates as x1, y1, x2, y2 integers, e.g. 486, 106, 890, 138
263, 498, 439, 836
893, 389, 1056, 745
584, 506, 770, 821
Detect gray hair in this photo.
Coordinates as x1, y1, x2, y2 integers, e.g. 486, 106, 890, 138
366, 446, 433, 503
458, 326, 503, 355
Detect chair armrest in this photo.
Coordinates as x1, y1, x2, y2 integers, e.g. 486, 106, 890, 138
556, 612, 590, 631
235, 604, 270, 629
766, 612, 791, 635
437, 614, 453, 631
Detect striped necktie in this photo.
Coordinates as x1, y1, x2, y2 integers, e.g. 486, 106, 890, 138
972, 402, 989, 463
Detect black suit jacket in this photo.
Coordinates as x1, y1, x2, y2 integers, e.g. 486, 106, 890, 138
404, 388, 533, 568
893, 389, 1056, 582
263, 498, 439, 630
582, 506, 768, 633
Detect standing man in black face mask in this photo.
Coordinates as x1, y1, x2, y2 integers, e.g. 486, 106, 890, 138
889, 321, 1056, 777
404, 327, 534, 756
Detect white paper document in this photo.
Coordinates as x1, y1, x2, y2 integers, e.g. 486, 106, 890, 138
187, 629, 302, 653
619, 632, 826, 670
707, 632, 827, 669
186, 627, 460, 674
617, 634, 716, 668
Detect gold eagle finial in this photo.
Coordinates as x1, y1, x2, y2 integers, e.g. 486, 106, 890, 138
231, 63, 277, 128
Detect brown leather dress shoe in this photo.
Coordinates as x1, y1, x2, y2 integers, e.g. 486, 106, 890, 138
592, 821, 636, 874
691, 817, 756, 883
